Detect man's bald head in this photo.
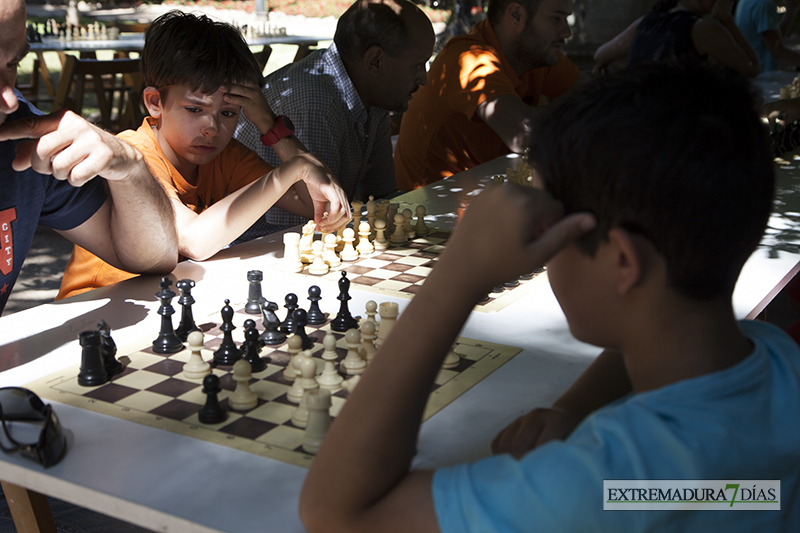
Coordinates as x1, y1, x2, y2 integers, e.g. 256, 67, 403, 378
334, 0, 432, 62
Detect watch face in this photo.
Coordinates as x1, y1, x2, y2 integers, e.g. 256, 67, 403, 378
280, 115, 294, 133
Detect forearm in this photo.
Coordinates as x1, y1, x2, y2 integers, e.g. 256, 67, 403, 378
106, 159, 178, 273
274, 181, 314, 219
551, 349, 632, 418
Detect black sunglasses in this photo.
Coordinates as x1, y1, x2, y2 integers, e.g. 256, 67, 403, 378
0, 387, 67, 468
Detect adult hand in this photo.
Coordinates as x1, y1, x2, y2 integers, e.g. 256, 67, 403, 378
0, 110, 144, 186
437, 184, 596, 299
491, 407, 583, 458
223, 82, 276, 134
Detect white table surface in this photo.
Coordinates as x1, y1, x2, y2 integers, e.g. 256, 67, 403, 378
1, 140, 799, 531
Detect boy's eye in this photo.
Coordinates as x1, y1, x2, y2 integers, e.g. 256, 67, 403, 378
185, 107, 201, 113
221, 110, 238, 118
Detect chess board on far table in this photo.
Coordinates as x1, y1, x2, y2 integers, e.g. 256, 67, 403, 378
282, 229, 549, 313
25, 303, 522, 468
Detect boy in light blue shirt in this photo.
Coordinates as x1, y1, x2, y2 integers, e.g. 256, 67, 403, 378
299, 63, 800, 532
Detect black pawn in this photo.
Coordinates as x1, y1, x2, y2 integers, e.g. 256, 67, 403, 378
307, 285, 326, 325
331, 271, 358, 332
198, 374, 228, 424
242, 321, 268, 372
213, 299, 242, 366
152, 277, 183, 354
78, 330, 108, 387
292, 308, 315, 350
175, 279, 200, 342
245, 270, 264, 314
259, 299, 286, 346
97, 320, 123, 377
280, 293, 299, 334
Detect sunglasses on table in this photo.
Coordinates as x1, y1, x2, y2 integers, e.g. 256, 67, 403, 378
0, 387, 67, 468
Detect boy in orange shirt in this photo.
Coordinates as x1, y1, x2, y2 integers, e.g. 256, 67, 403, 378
58, 11, 349, 299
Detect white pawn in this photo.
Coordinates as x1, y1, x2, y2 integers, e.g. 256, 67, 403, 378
376, 302, 399, 349
308, 240, 329, 275
320, 331, 339, 362
323, 233, 341, 267
366, 196, 377, 237
351, 200, 364, 231
302, 389, 332, 454
340, 227, 359, 261
317, 359, 343, 391
414, 205, 429, 236
288, 352, 319, 403
356, 221, 374, 256
386, 203, 399, 233
229, 359, 258, 411
299, 221, 316, 263
283, 232, 303, 273
373, 218, 389, 251
183, 331, 211, 379
402, 208, 416, 239
365, 300, 378, 325
291, 391, 310, 428
341, 328, 366, 375
442, 345, 460, 369
359, 320, 377, 363
283, 334, 304, 381
389, 213, 408, 245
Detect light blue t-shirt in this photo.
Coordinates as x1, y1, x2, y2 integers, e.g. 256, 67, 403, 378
432, 320, 800, 532
735, 0, 782, 72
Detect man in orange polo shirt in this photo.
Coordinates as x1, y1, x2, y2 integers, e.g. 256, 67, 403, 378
394, 0, 580, 190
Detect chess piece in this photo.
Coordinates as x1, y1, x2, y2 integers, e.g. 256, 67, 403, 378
364, 300, 378, 325
152, 277, 183, 354
308, 240, 329, 275
245, 270, 264, 314
78, 330, 108, 387
299, 221, 316, 263
288, 352, 319, 403
175, 279, 199, 341
373, 218, 389, 251
341, 328, 366, 375
402, 208, 416, 239
283, 335, 304, 381
351, 200, 364, 232
213, 299, 242, 366
302, 389, 332, 454
359, 320, 377, 363
229, 360, 258, 411
291, 391, 310, 428
366, 196, 378, 237
331, 271, 358, 332
442, 345, 460, 369
283, 232, 303, 273
356, 221, 374, 256
414, 205, 429, 236
320, 331, 338, 361
323, 233, 341, 267
389, 213, 408, 245
375, 302, 399, 349
259, 299, 286, 345
242, 320, 268, 372
386, 203, 399, 234
307, 286, 326, 325
280, 293, 299, 334
183, 330, 211, 379
317, 359, 343, 391
292, 308, 315, 351
340, 228, 358, 261
97, 320, 123, 377
341, 374, 361, 393
198, 374, 228, 424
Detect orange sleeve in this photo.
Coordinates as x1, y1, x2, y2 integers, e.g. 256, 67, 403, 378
445, 44, 519, 122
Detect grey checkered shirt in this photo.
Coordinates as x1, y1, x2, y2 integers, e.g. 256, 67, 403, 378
234, 43, 396, 238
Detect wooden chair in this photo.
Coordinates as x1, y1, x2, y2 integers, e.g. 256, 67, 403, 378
52, 55, 145, 133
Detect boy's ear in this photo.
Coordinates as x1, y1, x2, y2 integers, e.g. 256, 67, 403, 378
363, 45, 384, 77
607, 227, 650, 296
143, 87, 163, 118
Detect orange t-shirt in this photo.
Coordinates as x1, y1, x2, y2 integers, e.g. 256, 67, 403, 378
394, 19, 580, 190
57, 117, 273, 300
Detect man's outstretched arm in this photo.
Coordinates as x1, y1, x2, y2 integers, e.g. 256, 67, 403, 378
299, 184, 595, 533
0, 110, 177, 274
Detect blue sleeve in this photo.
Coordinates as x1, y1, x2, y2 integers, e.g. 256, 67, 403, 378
38, 176, 106, 231
750, 0, 781, 35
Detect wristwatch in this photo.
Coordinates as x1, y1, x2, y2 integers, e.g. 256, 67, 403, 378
260, 115, 295, 147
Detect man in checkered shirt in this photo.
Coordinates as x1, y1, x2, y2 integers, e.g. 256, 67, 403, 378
234, 0, 435, 240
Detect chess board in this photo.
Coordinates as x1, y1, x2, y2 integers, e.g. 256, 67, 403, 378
25, 303, 521, 468
284, 229, 549, 313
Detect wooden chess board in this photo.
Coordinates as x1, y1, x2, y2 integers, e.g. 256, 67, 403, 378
283, 229, 549, 313
25, 303, 521, 468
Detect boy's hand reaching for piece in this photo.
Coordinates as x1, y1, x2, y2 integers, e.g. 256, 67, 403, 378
491, 408, 583, 458
295, 153, 351, 232
436, 184, 596, 300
